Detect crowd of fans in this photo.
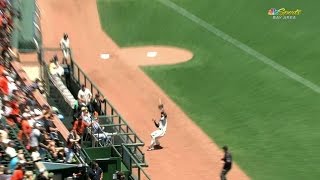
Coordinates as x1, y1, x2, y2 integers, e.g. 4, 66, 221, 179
0, 1, 70, 179
0, 62, 112, 178
0, 59, 67, 179
0, 0, 19, 62
71, 84, 117, 149
0, 1, 126, 178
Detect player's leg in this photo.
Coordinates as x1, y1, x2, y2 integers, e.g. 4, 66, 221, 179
148, 132, 156, 150
220, 167, 230, 180
155, 137, 160, 146
148, 130, 160, 150
155, 134, 164, 146
220, 169, 227, 180
148, 137, 156, 150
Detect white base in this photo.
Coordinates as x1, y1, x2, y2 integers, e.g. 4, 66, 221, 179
147, 51, 158, 58
100, 53, 110, 60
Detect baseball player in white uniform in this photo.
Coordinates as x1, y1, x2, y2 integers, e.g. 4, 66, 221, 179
60, 33, 70, 64
148, 104, 167, 151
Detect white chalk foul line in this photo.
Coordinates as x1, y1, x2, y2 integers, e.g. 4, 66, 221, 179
157, 0, 320, 94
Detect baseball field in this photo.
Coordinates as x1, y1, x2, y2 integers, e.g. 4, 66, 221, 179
97, 0, 320, 179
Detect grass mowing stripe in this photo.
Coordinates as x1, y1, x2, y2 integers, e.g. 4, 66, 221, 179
156, 0, 320, 94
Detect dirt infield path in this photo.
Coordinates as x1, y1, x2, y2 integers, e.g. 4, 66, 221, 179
38, 0, 249, 179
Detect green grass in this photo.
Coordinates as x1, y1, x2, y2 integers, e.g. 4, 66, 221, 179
97, 0, 320, 179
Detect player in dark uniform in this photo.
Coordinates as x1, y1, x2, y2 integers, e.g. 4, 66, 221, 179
221, 145, 232, 180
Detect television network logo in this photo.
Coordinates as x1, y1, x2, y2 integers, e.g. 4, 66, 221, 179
268, 8, 302, 20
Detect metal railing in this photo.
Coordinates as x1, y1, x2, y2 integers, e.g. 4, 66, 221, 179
39, 47, 145, 146
69, 60, 148, 165
122, 145, 151, 180
92, 116, 146, 165
39, 47, 150, 179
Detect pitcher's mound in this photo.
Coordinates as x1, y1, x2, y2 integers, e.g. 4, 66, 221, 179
120, 46, 193, 66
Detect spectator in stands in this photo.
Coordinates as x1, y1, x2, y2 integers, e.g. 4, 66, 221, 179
73, 169, 86, 180
73, 99, 86, 119
6, 75, 17, 97
18, 118, 31, 148
91, 112, 116, 145
65, 129, 80, 163
81, 107, 91, 124
49, 55, 64, 77
10, 163, 24, 180
47, 140, 64, 161
0, 165, 5, 177
29, 123, 41, 150
63, 63, 71, 89
39, 109, 58, 136
15, 79, 32, 95
91, 94, 106, 115
38, 132, 51, 157
0, 166, 11, 179
77, 84, 92, 107
35, 171, 47, 180
41, 105, 51, 117
22, 111, 34, 128
17, 150, 26, 165
72, 117, 91, 137
25, 171, 34, 180
0, 129, 10, 144
0, 5, 77, 173
24, 94, 37, 108
88, 161, 103, 180
2, 97, 20, 124
47, 172, 54, 180
60, 33, 70, 64
0, 100, 12, 119
30, 146, 41, 162
113, 171, 125, 180
29, 78, 45, 95
27, 110, 40, 127
5, 141, 19, 171
0, 70, 8, 96
11, 90, 21, 104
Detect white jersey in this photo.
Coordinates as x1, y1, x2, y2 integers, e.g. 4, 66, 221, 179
78, 88, 92, 104
60, 38, 70, 49
158, 116, 167, 134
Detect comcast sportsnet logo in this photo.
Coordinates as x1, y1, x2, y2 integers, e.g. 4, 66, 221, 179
268, 8, 302, 20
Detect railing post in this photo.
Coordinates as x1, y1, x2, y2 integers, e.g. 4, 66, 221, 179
142, 152, 145, 164
138, 169, 141, 180
104, 102, 107, 116
70, 58, 74, 76
77, 67, 80, 83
